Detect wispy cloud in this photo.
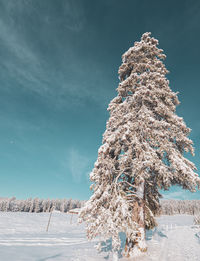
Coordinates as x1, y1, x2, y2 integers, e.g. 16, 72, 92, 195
64, 147, 90, 183
0, 17, 49, 96
0, 0, 113, 109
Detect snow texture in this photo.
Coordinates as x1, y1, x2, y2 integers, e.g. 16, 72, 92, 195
0, 212, 199, 261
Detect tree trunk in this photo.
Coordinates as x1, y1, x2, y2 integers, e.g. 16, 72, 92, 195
124, 181, 147, 258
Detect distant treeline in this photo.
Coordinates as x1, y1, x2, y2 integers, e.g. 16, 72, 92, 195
160, 200, 200, 216
0, 198, 200, 216
0, 197, 85, 213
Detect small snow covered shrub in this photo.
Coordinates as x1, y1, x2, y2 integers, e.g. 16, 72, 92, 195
194, 214, 200, 225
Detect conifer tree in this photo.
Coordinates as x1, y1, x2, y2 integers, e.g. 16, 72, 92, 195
79, 32, 200, 258
34, 198, 40, 213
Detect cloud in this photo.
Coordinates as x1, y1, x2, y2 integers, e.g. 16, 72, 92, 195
0, 4, 113, 110
0, 17, 49, 97
66, 147, 90, 183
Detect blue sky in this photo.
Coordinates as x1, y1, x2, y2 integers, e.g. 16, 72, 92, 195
0, 0, 200, 200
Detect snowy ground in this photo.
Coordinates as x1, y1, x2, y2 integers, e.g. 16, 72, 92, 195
0, 212, 199, 261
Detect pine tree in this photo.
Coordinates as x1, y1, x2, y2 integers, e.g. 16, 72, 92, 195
60, 199, 67, 212
79, 32, 200, 258
29, 198, 34, 213
25, 198, 32, 212
34, 198, 40, 213
46, 199, 51, 212
42, 199, 47, 212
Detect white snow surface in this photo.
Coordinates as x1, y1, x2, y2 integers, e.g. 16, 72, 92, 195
0, 212, 199, 261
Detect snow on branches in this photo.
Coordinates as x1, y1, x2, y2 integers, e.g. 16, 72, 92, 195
79, 32, 200, 257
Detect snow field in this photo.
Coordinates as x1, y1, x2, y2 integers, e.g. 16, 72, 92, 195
0, 212, 199, 261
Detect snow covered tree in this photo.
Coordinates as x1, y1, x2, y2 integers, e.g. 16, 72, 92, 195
79, 32, 200, 258
34, 198, 41, 213
29, 198, 34, 213
60, 199, 67, 212
24, 198, 32, 212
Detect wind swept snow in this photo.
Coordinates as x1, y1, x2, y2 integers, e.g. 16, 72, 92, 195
0, 212, 199, 260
